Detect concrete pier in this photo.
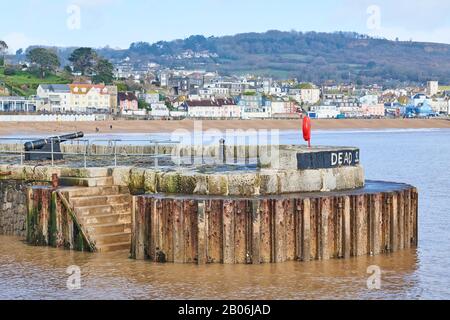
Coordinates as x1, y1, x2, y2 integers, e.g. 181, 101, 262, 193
0, 143, 419, 263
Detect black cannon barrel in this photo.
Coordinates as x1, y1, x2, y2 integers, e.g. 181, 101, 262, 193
24, 132, 84, 151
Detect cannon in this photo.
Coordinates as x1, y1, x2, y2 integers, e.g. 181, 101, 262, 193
24, 132, 84, 161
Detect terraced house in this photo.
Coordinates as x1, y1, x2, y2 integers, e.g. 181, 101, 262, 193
36, 84, 117, 113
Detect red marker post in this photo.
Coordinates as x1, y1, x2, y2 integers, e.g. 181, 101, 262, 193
302, 116, 312, 148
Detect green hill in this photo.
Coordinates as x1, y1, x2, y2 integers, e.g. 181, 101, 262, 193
0, 67, 70, 96
120, 30, 450, 85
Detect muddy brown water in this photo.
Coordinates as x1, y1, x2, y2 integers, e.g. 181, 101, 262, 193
0, 236, 420, 300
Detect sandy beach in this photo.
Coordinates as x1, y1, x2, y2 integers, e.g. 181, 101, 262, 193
0, 118, 449, 135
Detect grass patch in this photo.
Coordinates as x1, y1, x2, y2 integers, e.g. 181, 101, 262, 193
0, 67, 70, 96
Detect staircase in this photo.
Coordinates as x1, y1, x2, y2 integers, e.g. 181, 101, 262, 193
60, 172, 132, 253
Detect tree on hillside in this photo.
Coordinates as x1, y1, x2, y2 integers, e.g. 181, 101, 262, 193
69, 47, 97, 76
26, 47, 60, 78
297, 83, 314, 89
0, 40, 7, 52
93, 58, 114, 84
0, 40, 8, 66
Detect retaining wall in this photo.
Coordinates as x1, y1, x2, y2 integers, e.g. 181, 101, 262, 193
0, 180, 27, 237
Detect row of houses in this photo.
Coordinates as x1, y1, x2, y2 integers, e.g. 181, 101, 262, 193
155, 70, 322, 105
309, 93, 450, 119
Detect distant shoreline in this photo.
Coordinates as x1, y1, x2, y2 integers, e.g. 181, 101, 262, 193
0, 118, 448, 135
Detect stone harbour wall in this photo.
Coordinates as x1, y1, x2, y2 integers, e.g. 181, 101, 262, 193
0, 164, 365, 196
0, 180, 27, 237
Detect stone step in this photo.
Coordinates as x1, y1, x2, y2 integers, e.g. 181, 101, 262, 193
82, 212, 131, 225
85, 222, 131, 235
60, 176, 114, 188
97, 242, 130, 253
93, 232, 131, 246
75, 203, 130, 216
70, 194, 131, 207
60, 167, 112, 179
76, 205, 112, 216
66, 186, 128, 198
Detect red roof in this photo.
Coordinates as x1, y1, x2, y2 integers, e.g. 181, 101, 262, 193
118, 92, 138, 101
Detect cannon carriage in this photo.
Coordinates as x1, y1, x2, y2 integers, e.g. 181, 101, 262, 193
24, 132, 84, 161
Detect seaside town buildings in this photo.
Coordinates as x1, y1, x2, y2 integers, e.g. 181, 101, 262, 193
117, 92, 140, 115
0, 96, 36, 112
36, 84, 113, 113
185, 98, 241, 118
1, 63, 449, 119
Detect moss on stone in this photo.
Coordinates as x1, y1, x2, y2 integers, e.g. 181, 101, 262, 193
179, 174, 197, 194
207, 175, 229, 196
129, 169, 145, 193
143, 170, 158, 194
159, 172, 182, 194
49, 192, 58, 247
227, 173, 258, 196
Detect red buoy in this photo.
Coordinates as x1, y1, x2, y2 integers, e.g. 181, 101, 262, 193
302, 116, 312, 148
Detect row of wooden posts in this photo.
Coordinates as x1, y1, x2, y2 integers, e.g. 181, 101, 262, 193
24, 184, 418, 264
131, 187, 418, 264
26, 187, 93, 252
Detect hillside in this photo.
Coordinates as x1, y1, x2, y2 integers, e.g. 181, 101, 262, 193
118, 31, 450, 85
14, 30, 450, 86
0, 67, 70, 96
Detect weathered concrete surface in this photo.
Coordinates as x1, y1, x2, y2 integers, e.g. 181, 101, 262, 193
1, 143, 365, 195
112, 166, 365, 196
131, 181, 419, 264
0, 180, 27, 237
1, 163, 365, 196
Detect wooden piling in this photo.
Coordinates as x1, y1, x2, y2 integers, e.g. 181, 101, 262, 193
234, 200, 248, 264
301, 198, 311, 262
343, 196, 351, 259
122, 184, 418, 265
274, 200, 287, 263
259, 199, 271, 263
206, 200, 222, 263
251, 200, 261, 264
319, 197, 331, 260
197, 201, 207, 265
370, 194, 382, 255
223, 200, 235, 264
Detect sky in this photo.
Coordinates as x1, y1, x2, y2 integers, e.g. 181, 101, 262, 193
2, 0, 450, 52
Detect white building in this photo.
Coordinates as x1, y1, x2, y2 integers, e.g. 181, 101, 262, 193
430, 98, 449, 114
427, 81, 439, 96
170, 110, 188, 118
271, 100, 298, 115
410, 94, 432, 107
185, 98, 240, 118
359, 94, 379, 105
200, 85, 231, 98
36, 84, 114, 113
150, 103, 170, 118
141, 92, 161, 104
0, 96, 36, 112
309, 105, 340, 119
289, 88, 321, 105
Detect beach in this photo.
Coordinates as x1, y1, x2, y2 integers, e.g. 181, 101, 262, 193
0, 118, 449, 135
